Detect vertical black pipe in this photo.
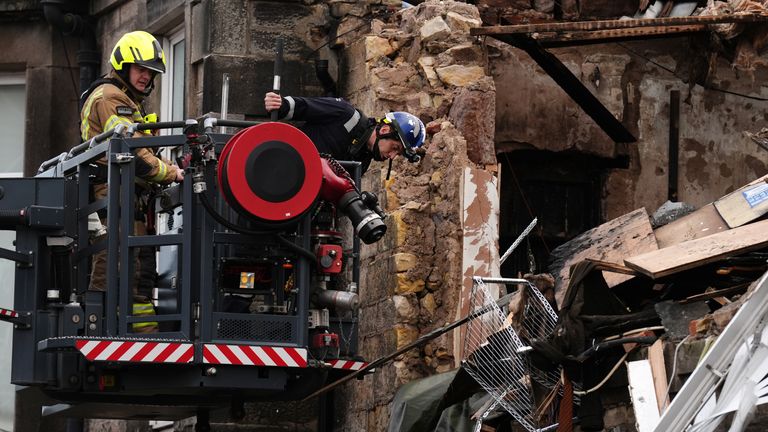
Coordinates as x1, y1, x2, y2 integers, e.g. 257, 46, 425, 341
65, 418, 84, 432
668, 90, 680, 201
315, 60, 337, 97
271, 38, 284, 122
77, 29, 100, 96
41, 0, 99, 96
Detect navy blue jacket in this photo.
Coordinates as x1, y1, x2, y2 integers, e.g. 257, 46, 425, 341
276, 96, 374, 173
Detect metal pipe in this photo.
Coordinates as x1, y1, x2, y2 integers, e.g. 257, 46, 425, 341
474, 277, 531, 285
668, 90, 680, 201
220, 73, 230, 134
41, 0, 99, 96
499, 218, 537, 265
215, 119, 261, 128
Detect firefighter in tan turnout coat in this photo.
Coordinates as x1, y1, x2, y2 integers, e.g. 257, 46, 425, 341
80, 30, 183, 333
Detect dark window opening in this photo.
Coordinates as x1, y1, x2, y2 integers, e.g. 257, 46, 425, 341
498, 150, 609, 278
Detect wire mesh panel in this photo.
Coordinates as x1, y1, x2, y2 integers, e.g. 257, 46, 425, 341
462, 277, 560, 432
511, 278, 561, 391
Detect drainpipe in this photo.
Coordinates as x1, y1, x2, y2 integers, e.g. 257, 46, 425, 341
314, 60, 337, 97
41, 0, 99, 96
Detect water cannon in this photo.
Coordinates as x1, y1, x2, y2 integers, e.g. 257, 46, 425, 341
318, 158, 387, 245
216, 122, 386, 243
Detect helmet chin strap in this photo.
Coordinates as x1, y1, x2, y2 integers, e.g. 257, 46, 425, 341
371, 124, 397, 180
371, 124, 388, 162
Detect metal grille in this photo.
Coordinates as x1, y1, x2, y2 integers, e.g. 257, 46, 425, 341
217, 317, 294, 342
462, 277, 561, 432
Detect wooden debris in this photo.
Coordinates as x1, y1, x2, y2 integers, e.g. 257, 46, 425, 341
470, 14, 768, 36
648, 340, 669, 413
713, 174, 768, 228
549, 208, 657, 306
624, 219, 768, 279
531, 25, 708, 47
680, 283, 750, 304
653, 203, 728, 249
585, 258, 638, 276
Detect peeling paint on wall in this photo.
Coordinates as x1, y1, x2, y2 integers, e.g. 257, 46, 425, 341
456, 167, 500, 363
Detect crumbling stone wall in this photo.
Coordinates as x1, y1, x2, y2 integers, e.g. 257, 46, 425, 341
332, 1, 499, 429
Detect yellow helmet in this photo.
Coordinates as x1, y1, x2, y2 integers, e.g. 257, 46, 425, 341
110, 31, 166, 74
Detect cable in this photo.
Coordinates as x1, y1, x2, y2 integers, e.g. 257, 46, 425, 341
57, 30, 80, 102
197, 188, 318, 264
661, 335, 691, 410
304, 7, 396, 61
617, 42, 768, 102
574, 349, 631, 396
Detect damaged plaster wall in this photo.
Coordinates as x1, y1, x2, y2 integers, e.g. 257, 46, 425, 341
491, 37, 768, 221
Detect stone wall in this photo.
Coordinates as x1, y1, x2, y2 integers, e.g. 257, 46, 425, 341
490, 35, 768, 221
0, 6, 81, 176
188, 0, 333, 119
333, 1, 498, 429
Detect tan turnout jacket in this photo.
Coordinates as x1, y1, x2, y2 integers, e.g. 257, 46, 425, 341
80, 70, 178, 198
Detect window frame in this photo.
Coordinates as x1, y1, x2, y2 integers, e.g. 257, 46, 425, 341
160, 25, 186, 137
0, 72, 26, 177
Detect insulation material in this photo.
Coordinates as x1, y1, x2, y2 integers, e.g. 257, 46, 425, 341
698, 0, 768, 72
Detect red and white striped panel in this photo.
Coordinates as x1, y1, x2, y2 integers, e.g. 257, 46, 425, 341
75, 339, 194, 363
327, 359, 368, 371
0, 308, 18, 318
203, 344, 307, 368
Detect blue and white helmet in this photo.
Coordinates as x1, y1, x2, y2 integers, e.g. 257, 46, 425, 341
384, 111, 426, 163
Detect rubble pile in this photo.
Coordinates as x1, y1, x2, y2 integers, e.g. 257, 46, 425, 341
521, 173, 768, 430
450, 176, 768, 431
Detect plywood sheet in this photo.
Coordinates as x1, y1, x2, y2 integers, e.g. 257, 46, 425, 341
625, 219, 768, 279
653, 203, 728, 249
714, 175, 768, 229
549, 208, 658, 306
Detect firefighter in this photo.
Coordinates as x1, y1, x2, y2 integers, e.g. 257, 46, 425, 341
264, 92, 425, 174
80, 30, 183, 333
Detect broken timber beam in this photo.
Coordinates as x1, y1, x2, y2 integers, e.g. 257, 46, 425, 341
470, 14, 768, 36
491, 34, 636, 143
530, 25, 708, 47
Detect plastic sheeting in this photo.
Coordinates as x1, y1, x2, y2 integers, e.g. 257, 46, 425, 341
387, 368, 493, 432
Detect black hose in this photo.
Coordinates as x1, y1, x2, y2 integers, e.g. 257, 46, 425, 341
0, 209, 27, 228
197, 188, 267, 236
197, 189, 317, 264
576, 335, 657, 361
273, 233, 318, 264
